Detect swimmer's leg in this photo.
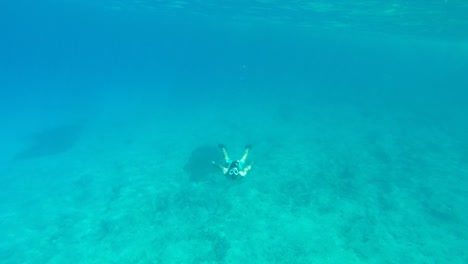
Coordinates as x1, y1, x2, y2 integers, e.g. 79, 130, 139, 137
240, 144, 252, 163
218, 144, 230, 163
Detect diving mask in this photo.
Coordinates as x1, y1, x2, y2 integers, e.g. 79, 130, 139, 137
229, 168, 239, 176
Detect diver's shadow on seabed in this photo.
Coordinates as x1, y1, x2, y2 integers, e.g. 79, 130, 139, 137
184, 145, 220, 182
13, 123, 85, 160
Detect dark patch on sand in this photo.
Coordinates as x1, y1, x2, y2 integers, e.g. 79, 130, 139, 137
14, 123, 84, 160
184, 145, 220, 182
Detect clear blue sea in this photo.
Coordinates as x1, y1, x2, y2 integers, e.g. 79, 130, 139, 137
1, 1, 467, 263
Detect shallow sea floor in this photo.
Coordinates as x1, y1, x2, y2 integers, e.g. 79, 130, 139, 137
0, 100, 466, 264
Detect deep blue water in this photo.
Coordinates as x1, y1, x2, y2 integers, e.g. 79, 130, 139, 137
1, 1, 467, 263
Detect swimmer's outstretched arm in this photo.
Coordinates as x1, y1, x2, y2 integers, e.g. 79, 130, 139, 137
239, 161, 253, 177
212, 161, 228, 174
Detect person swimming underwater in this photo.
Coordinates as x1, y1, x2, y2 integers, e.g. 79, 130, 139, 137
212, 144, 253, 180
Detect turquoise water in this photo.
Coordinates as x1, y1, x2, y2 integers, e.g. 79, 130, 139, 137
1, 1, 467, 263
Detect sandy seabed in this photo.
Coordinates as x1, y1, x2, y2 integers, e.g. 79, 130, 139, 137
0, 102, 466, 264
